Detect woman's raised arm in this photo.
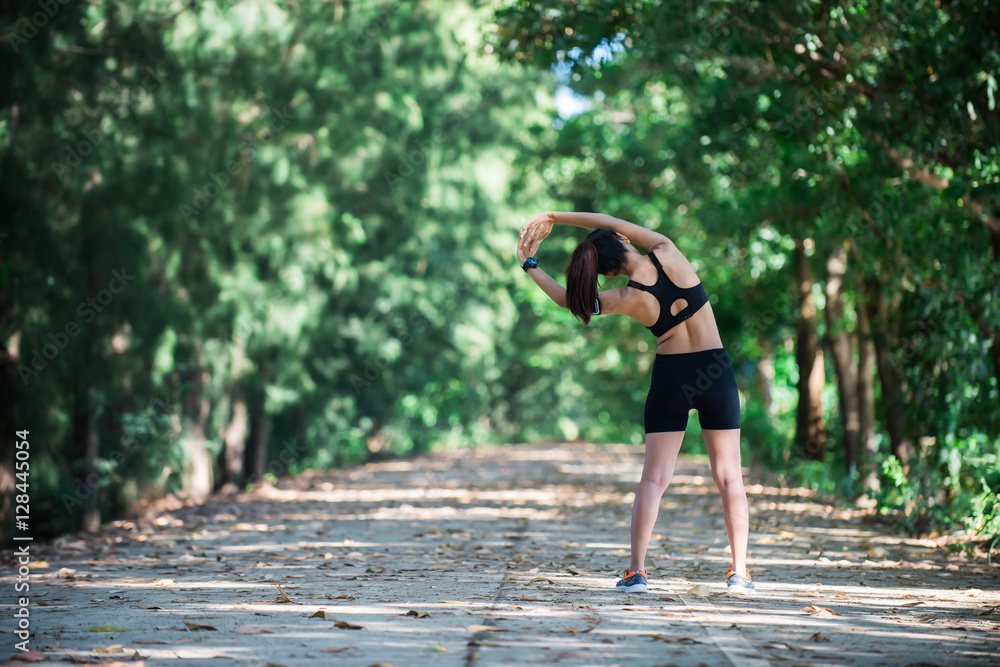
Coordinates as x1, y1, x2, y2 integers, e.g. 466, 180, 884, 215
520, 211, 670, 253
516, 233, 567, 308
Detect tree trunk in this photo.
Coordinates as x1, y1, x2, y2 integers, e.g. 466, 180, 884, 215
245, 408, 267, 483
223, 340, 249, 486
224, 398, 248, 486
179, 348, 213, 500
756, 338, 776, 418
794, 238, 826, 460
75, 393, 101, 532
990, 228, 1000, 413
824, 247, 861, 475
244, 371, 267, 483
868, 287, 914, 470
856, 275, 879, 500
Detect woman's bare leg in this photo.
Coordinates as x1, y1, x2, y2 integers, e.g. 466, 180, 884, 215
702, 428, 749, 576
629, 431, 685, 572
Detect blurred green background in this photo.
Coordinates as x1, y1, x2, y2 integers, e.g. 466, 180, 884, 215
1, 0, 998, 552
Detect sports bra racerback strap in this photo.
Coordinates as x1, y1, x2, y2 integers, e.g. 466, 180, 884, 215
626, 251, 709, 338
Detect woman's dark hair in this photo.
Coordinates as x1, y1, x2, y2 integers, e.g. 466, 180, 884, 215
565, 228, 628, 325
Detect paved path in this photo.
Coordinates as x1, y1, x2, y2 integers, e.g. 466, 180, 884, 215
4, 443, 999, 666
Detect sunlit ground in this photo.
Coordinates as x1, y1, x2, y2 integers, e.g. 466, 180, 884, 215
5, 443, 998, 666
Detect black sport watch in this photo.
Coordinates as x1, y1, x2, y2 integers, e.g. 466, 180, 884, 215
521, 257, 539, 272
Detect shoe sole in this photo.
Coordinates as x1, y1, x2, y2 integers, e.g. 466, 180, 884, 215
727, 586, 755, 596
616, 583, 648, 593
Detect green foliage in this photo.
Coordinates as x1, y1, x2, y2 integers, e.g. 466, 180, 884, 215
1, 0, 556, 538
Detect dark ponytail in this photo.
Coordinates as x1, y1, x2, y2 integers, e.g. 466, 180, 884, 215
565, 228, 627, 325
566, 240, 599, 325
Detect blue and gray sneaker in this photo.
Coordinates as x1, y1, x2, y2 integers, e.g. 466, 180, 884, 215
726, 567, 756, 595
615, 568, 648, 593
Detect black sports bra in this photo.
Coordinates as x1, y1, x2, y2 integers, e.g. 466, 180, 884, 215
627, 251, 709, 338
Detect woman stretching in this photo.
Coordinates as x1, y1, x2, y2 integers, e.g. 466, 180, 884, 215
517, 211, 754, 595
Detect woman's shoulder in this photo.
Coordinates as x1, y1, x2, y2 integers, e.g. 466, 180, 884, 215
651, 240, 700, 286
649, 239, 681, 265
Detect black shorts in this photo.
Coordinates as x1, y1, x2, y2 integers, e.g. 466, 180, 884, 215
644, 348, 741, 433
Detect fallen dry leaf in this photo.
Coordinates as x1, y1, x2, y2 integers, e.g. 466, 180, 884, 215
92, 645, 125, 654
319, 647, 352, 653
801, 605, 839, 616
564, 625, 597, 634
527, 577, 555, 585
810, 632, 830, 642
468, 624, 507, 632
428, 644, 448, 652
404, 610, 431, 618
644, 634, 700, 643
235, 626, 274, 634
333, 620, 364, 630
686, 584, 711, 596
184, 621, 219, 631
87, 626, 137, 632
273, 585, 294, 604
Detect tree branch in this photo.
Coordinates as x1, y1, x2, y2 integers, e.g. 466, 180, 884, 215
874, 136, 1000, 234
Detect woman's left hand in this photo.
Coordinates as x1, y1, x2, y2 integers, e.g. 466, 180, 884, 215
517, 233, 540, 265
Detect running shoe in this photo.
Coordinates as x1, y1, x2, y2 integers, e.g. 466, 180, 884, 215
615, 567, 648, 593
726, 567, 755, 595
